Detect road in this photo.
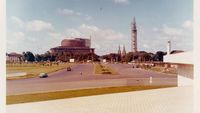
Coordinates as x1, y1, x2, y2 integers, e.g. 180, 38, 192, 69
7, 63, 177, 95
109, 63, 175, 78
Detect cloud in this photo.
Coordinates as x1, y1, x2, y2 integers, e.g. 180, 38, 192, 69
45, 24, 123, 54
113, 0, 129, 4
7, 31, 26, 52
11, 16, 54, 32
182, 20, 193, 30
9, 17, 55, 53
64, 24, 126, 40
9, 16, 192, 55
151, 20, 193, 51
48, 32, 61, 38
11, 16, 24, 28
13, 32, 25, 38
57, 8, 93, 21
25, 20, 53, 31
142, 44, 150, 49
49, 24, 127, 55
8, 31, 25, 43
85, 15, 93, 21
153, 25, 183, 36
152, 27, 158, 32
64, 28, 82, 38
79, 24, 99, 34
57, 8, 75, 16
7, 31, 56, 54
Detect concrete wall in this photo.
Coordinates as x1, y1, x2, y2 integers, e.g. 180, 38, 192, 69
164, 51, 193, 86
194, 0, 200, 112
177, 65, 193, 86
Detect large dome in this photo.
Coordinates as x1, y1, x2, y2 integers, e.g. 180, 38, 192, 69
61, 38, 90, 47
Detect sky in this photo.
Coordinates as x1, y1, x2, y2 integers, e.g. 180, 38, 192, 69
7, 0, 193, 55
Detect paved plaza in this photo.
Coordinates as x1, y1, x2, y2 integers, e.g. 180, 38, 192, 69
7, 86, 192, 113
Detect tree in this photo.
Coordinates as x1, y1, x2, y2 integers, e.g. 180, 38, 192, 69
125, 52, 133, 62
42, 51, 56, 61
153, 51, 166, 61
22, 52, 26, 61
23, 51, 35, 62
132, 52, 139, 61
139, 52, 152, 61
35, 54, 42, 62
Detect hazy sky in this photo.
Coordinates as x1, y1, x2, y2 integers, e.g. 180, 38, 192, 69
7, 0, 193, 55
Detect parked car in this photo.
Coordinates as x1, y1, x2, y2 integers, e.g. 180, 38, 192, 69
67, 67, 71, 71
39, 73, 48, 78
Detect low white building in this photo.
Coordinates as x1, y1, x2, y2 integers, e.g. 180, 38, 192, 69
6, 52, 23, 63
164, 51, 193, 86
69, 58, 75, 63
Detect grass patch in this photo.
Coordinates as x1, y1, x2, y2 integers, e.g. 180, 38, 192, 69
94, 64, 117, 75
7, 63, 71, 80
7, 85, 175, 105
106, 65, 118, 74
94, 64, 103, 74
149, 66, 177, 75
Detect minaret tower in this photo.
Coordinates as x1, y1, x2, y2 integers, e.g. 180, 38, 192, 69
131, 17, 137, 52
167, 41, 171, 55
118, 45, 121, 56
122, 44, 126, 57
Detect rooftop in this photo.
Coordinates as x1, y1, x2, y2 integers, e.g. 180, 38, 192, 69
164, 51, 193, 65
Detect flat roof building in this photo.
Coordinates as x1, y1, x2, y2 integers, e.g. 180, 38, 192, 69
50, 38, 95, 55
6, 52, 23, 63
164, 51, 193, 86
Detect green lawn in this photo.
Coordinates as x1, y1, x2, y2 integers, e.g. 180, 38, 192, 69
7, 85, 175, 105
149, 66, 177, 75
94, 64, 118, 75
6, 63, 70, 80
94, 64, 103, 74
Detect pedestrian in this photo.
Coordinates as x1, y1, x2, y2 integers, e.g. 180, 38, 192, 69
149, 76, 152, 84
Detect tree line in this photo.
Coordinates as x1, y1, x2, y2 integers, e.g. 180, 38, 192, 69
21, 51, 166, 63
22, 51, 100, 62
101, 51, 166, 62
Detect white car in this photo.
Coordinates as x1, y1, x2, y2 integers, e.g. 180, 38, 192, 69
39, 73, 48, 78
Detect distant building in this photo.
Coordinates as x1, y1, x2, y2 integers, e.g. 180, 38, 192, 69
131, 17, 137, 52
166, 40, 184, 55
118, 45, 121, 56
117, 45, 126, 57
122, 45, 126, 57
167, 41, 171, 55
164, 40, 193, 86
50, 38, 95, 55
6, 52, 23, 63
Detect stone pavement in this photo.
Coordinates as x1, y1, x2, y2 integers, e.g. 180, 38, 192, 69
7, 86, 193, 113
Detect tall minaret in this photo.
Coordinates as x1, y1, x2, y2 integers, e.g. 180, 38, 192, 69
122, 44, 126, 57
131, 17, 137, 52
118, 45, 121, 56
167, 41, 171, 55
